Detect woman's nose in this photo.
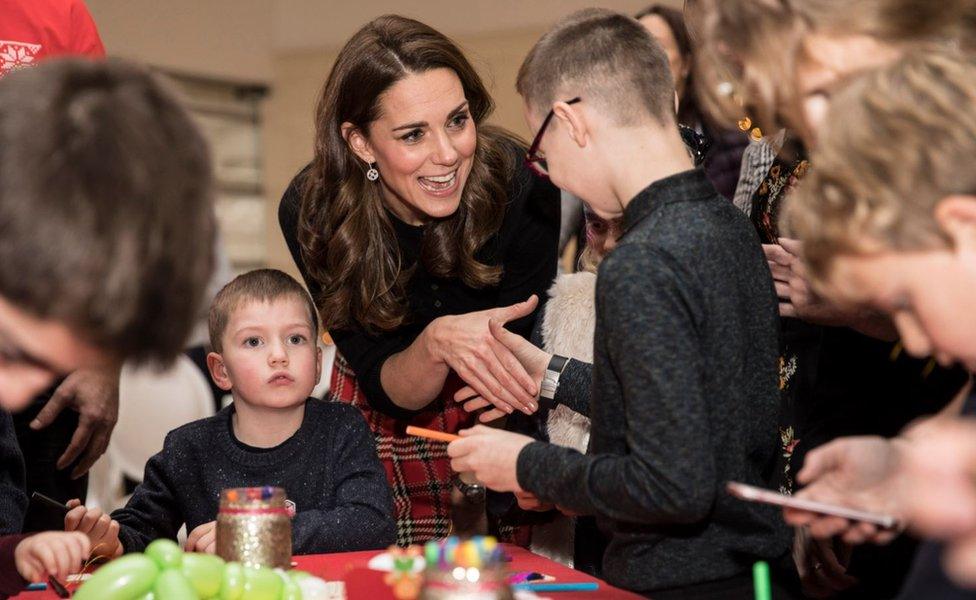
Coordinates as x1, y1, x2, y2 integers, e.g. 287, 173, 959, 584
430, 131, 460, 166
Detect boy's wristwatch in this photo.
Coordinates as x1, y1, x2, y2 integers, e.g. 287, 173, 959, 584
539, 355, 569, 404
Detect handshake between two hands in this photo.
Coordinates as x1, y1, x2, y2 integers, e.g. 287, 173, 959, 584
438, 295, 552, 495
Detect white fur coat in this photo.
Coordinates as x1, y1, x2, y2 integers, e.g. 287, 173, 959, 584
530, 271, 596, 567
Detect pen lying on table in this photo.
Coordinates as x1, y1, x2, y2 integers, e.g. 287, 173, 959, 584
511, 581, 600, 592
26, 577, 71, 598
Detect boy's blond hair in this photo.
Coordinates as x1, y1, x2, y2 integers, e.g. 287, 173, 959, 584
782, 50, 976, 286
690, 0, 975, 136
208, 269, 318, 353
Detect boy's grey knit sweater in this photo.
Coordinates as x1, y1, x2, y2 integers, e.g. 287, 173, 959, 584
113, 399, 396, 554
517, 169, 791, 593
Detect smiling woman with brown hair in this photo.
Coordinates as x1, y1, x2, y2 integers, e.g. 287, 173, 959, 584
277, 15, 559, 545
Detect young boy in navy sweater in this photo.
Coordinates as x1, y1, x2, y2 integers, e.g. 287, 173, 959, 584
66, 270, 396, 556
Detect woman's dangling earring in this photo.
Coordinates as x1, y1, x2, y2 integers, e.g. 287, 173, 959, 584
366, 162, 379, 182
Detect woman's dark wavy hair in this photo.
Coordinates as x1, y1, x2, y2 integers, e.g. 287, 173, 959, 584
298, 15, 521, 333
634, 4, 704, 127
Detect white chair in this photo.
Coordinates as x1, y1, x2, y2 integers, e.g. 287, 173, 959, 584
311, 343, 336, 400
94, 355, 214, 511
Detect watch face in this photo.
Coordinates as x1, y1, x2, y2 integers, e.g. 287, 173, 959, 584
455, 478, 486, 502
464, 485, 486, 502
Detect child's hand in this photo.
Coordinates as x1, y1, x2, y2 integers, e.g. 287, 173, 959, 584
14, 531, 90, 583
514, 491, 553, 512
448, 425, 534, 492
185, 521, 217, 554
64, 499, 123, 558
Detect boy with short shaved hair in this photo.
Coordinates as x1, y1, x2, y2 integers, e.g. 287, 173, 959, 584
450, 9, 794, 598
0, 57, 216, 594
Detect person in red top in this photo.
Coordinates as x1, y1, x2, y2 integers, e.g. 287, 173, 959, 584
0, 0, 104, 77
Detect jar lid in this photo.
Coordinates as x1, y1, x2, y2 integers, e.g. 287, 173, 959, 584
219, 486, 286, 510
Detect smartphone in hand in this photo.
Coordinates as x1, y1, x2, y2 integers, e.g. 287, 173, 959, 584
726, 481, 899, 529
25, 492, 70, 532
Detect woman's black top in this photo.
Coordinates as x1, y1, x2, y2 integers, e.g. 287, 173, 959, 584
278, 145, 560, 420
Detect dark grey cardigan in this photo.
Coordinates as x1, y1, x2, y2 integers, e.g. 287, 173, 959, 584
517, 169, 790, 593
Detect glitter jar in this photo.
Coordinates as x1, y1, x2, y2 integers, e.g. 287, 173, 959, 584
215, 486, 292, 569
420, 565, 514, 600
420, 537, 513, 600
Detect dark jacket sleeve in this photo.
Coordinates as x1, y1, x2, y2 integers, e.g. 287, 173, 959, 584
702, 126, 749, 201
0, 412, 25, 537
291, 406, 396, 553
493, 163, 560, 340
111, 434, 185, 553
0, 533, 29, 598
551, 360, 592, 417
516, 246, 715, 523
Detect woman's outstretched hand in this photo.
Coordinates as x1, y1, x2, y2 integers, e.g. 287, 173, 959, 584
426, 295, 544, 416
453, 316, 552, 422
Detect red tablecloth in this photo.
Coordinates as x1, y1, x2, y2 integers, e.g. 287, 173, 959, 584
10, 544, 642, 600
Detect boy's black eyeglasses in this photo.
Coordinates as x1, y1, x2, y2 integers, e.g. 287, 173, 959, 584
525, 97, 582, 178
526, 97, 710, 177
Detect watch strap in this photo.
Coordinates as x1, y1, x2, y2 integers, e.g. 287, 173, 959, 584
539, 354, 569, 402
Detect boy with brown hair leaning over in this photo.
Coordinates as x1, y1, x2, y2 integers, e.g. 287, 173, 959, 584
780, 49, 976, 600
450, 9, 795, 599
0, 57, 216, 595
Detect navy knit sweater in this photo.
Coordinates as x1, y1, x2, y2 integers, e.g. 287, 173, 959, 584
0, 410, 26, 599
0, 412, 25, 536
112, 399, 396, 554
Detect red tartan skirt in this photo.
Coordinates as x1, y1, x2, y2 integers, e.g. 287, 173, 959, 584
329, 354, 531, 548
329, 353, 475, 546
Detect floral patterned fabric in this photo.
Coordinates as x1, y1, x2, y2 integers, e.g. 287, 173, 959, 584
747, 150, 811, 494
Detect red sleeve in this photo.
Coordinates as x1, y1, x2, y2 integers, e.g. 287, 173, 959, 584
69, 0, 105, 57
0, 534, 29, 598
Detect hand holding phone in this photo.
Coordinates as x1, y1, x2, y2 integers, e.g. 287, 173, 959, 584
726, 482, 899, 529
24, 492, 70, 533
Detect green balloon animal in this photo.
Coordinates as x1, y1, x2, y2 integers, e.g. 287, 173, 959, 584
73, 539, 329, 600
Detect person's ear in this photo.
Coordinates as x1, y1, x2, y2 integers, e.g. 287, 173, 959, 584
314, 344, 323, 385
206, 352, 233, 391
341, 122, 376, 165
935, 195, 976, 251
552, 101, 589, 148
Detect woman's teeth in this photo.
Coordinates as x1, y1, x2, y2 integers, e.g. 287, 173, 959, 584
418, 171, 457, 191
